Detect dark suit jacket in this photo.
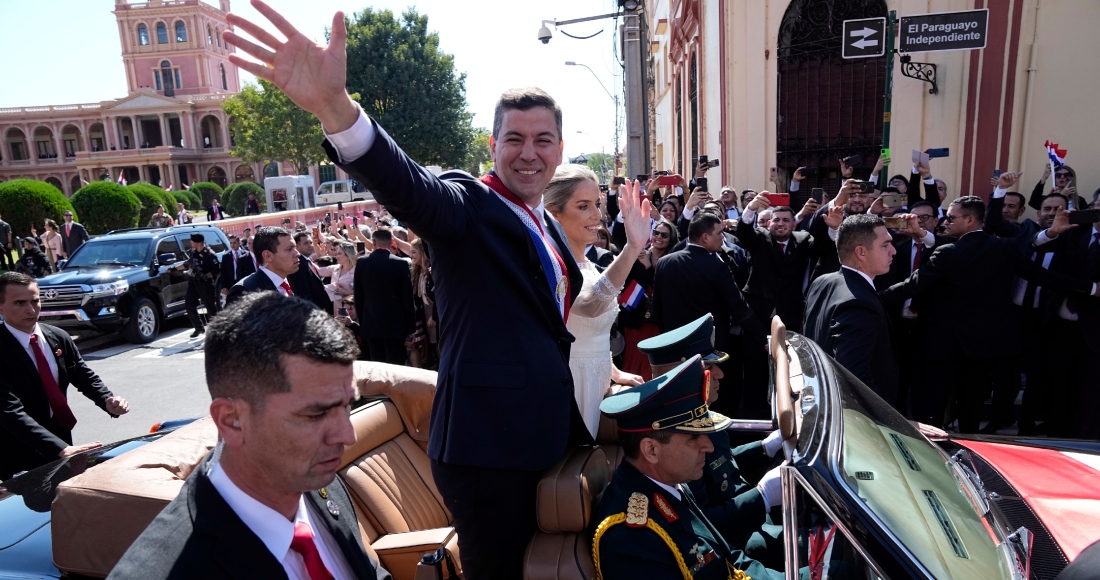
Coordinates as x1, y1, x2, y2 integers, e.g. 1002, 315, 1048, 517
1036, 225, 1100, 352
735, 222, 825, 332
880, 230, 1092, 360
0, 323, 114, 480
288, 255, 331, 312
108, 455, 390, 580
585, 245, 614, 272
652, 245, 762, 348
225, 269, 279, 306
59, 222, 89, 257
906, 169, 941, 210
353, 250, 415, 340
206, 204, 226, 221
219, 251, 256, 294
323, 121, 584, 471
804, 269, 899, 400
985, 194, 1040, 255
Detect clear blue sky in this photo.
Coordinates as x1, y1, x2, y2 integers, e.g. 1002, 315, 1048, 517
0, 0, 626, 161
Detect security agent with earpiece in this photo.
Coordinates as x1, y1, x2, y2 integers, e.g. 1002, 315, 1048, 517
591, 355, 785, 580
177, 233, 221, 338
638, 314, 787, 569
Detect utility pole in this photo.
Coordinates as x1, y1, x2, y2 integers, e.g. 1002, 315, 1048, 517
623, 13, 644, 178
880, 11, 896, 180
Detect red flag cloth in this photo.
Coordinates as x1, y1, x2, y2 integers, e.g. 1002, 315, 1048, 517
28, 334, 77, 430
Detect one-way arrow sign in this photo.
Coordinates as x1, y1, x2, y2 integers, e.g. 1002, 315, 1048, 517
842, 17, 887, 59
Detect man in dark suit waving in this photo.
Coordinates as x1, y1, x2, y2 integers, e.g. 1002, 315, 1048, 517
223, 7, 586, 577
110, 293, 390, 580
354, 228, 414, 365
0, 272, 130, 481
804, 214, 900, 402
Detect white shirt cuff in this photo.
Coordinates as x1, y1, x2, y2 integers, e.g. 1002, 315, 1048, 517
1035, 230, 1056, 245
868, 174, 879, 185
992, 187, 1007, 199
682, 207, 697, 221
740, 208, 756, 225
921, 230, 936, 248
789, 181, 800, 192
323, 107, 375, 164
923, 177, 936, 185
828, 227, 838, 241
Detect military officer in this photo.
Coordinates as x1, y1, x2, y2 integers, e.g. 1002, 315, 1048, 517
146, 205, 172, 228
639, 314, 786, 568
177, 233, 220, 338
592, 355, 784, 580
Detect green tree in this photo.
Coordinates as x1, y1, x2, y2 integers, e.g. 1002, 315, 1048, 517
188, 182, 224, 208
584, 152, 614, 183
127, 182, 172, 226
223, 80, 328, 176
461, 128, 492, 176
0, 179, 76, 239
70, 182, 141, 234
342, 8, 474, 168
223, 182, 265, 216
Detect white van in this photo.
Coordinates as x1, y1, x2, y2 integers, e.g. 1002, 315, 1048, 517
317, 179, 373, 206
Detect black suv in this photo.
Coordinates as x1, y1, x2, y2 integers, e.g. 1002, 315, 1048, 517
35, 225, 231, 343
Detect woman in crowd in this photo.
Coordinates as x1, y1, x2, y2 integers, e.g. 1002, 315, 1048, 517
544, 165, 652, 437
32, 219, 64, 272
617, 218, 679, 382
16, 237, 51, 278
324, 240, 357, 314
593, 225, 615, 254
658, 200, 679, 223
407, 238, 436, 368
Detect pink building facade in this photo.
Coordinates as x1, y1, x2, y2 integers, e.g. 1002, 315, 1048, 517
0, 0, 349, 197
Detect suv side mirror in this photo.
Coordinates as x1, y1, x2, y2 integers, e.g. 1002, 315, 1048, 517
157, 253, 177, 265
56, 259, 68, 270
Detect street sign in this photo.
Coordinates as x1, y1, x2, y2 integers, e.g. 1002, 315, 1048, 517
899, 9, 988, 53
842, 17, 887, 59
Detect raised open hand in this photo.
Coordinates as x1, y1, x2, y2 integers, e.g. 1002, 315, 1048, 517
224, 0, 358, 131
823, 205, 845, 229
620, 179, 653, 251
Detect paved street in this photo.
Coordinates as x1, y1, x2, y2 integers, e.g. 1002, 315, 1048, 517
68, 319, 213, 446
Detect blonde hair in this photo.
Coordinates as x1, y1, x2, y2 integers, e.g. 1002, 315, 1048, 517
543, 164, 599, 215
335, 241, 357, 264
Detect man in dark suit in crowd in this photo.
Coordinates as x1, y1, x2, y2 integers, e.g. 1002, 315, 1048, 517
0, 272, 131, 481
223, 9, 588, 577
653, 212, 764, 417
206, 198, 226, 221
218, 234, 256, 299
353, 229, 415, 365
58, 210, 89, 257
881, 196, 1099, 432
805, 214, 899, 402
1032, 205, 1100, 438
585, 243, 613, 271
109, 293, 390, 580
288, 231, 332, 312
227, 226, 300, 306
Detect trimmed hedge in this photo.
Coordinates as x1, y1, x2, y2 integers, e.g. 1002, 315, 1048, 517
188, 182, 223, 208
163, 190, 187, 209
70, 182, 141, 234
223, 181, 265, 216
178, 189, 202, 210
0, 179, 76, 240
127, 183, 172, 226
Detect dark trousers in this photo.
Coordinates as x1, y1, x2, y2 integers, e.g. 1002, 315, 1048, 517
892, 317, 926, 418
366, 338, 406, 365
1044, 317, 1099, 438
430, 460, 542, 580
923, 357, 1008, 433
0, 243, 11, 269
185, 279, 218, 330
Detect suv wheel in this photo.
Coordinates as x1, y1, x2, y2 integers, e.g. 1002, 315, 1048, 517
122, 297, 160, 344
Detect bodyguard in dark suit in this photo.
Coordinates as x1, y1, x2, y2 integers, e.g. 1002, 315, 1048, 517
805, 215, 900, 402
109, 293, 389, 580
0, 272, 130, 481
881, 197, 1097, 432
226, 227, 300, 306
353, 229, 414, 365
288, 232, 332, 312
58, 210, 89, 257
218, 235, 256, 297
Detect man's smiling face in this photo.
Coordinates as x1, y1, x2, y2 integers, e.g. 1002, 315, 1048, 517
490, 107, 563, 205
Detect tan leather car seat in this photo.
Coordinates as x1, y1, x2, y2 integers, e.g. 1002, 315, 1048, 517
595, 412, 624, 471
523, 445, 611, 580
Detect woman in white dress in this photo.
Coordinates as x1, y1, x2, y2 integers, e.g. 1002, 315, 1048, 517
544, 165, 654, 437
324, 240, 357, 314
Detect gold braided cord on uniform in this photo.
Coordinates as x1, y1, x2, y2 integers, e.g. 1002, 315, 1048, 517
591, 513, 751, 580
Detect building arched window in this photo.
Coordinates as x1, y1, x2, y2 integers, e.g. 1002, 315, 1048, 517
161, 60, 175, 97
156, 22, 168, 44
220, 64, 228, 90
215, 27, 221, 47
689, 54, 699, 170
137, 24, 150, 46
175, 21, 187, 42
207, 26, 213, 45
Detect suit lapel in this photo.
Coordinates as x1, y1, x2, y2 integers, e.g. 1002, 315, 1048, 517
0, 324, 40, 386
39, 326, 69, 392
305, 479, 375, 578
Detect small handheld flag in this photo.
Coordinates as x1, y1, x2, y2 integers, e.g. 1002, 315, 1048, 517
618, 280, 645, 310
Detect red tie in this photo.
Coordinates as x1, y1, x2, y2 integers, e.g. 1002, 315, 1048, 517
66, 223, 71, 236
912, 243, 923, 272
280, 281, 294, 296
778, 242, 787, 255
290, 521, 333, 580
28, 334, 77, 430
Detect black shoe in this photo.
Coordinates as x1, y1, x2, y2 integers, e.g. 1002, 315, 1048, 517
190, 328, 204, 338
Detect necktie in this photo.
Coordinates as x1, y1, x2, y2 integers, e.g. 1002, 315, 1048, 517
778, 242, 787, 255
280, 280, 294, 296
66, 223, 71, 236
290, 521, 333, 580
28, 334, 77, 430
232, 252, 238, 277
912, 242, 923, 273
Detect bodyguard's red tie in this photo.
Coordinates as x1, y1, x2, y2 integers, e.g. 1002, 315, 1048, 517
28, 334, 77, 430
280, 281, 294, 296
290, 521, 333, 580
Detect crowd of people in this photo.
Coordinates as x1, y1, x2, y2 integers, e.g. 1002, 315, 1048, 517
0, 209, 89, 277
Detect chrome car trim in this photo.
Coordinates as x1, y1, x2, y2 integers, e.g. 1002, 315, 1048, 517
39, 309, 90, 321
781, 466, 800, 579
165, 300, 186, 309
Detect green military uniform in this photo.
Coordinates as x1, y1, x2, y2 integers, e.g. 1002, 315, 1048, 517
638, 314, 785, 569
147, 213, 172, 228
182, 233, 220, 335
592, 356, 783, 580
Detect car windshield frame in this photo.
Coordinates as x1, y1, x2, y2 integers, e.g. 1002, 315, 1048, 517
825, 362, 1017, 579
64, 239, 151, 268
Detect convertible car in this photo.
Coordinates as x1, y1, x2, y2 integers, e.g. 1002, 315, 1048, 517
1, 323, 1098, 579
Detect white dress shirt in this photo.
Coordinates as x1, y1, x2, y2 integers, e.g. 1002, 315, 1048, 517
259, 266, 291, 295
841, 265, 876, 290
644, 475, 683, 501
208, 463, 355, 580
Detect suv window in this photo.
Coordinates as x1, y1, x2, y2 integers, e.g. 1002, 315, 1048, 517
156, 237, 183, 261
178, 232, 226, 254
66, 239, 152, 267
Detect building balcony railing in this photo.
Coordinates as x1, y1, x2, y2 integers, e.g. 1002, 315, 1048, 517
6, 159, 31, 166
0, 103, 101, 116
72, 145, 229, 161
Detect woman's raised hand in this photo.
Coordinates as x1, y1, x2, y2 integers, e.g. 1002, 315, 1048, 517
619, 179, 653, 251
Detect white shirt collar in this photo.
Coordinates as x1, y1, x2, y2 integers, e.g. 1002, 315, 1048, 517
259, 266, 289, 293
841, 265, 876, 289
644, 475, 683, 501
208, 462, 308, 565
531, 200, 548, 227
3, 322, 42, 350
